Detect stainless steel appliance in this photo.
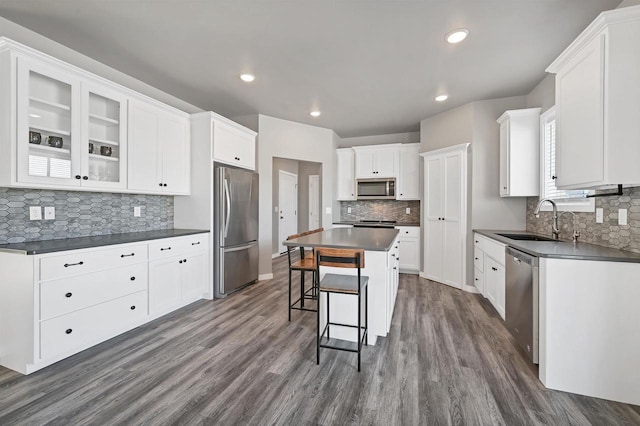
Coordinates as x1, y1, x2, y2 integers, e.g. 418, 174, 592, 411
352, 220, 397, 228
214, 165, 259, 298
505, 246, 539, 364
356, 178, 396, 200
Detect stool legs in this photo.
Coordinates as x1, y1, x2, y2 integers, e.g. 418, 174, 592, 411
288, 268, 292, 322
316, 291, 320, 365
326, 292, 330, 340
357, 289, 361, 372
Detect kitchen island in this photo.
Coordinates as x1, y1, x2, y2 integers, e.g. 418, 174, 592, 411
284, 227, 400, 345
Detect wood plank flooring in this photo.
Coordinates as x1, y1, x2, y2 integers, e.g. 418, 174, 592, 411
1, 255, 639, 425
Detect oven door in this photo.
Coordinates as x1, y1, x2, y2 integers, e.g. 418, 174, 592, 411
357, 179, 395, 200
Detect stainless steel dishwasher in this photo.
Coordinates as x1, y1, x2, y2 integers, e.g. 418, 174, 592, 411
505, 246, 539, 364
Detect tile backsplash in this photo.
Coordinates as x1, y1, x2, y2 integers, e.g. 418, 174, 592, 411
340, 200, 420, 223
526, 187, 640, 254
0, 187, 173, 244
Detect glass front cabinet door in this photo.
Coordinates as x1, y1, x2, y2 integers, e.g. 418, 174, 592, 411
16, 56, 127, 190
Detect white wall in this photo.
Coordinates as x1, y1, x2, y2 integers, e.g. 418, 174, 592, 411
0, 17, 202, 114
420, 103, 474, 152
526, 74, 555, 114
257, 115, 337, 276
340, 131, 419, 148
272, 158, 300, 255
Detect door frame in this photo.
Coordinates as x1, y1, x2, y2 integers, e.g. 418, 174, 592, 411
308, 174, 320, 230
278, 170, 298, 254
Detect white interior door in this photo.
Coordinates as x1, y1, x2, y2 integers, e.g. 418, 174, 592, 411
309, 175, 320, 230
424, 155, 443, 281
279, 170, 298, 254
442, 152, 463, 289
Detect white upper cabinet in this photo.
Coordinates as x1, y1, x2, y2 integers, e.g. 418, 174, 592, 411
353, 144, 400, 179
0, 37, 191, 195
547, 6, 640, 189
128, 99, 190, 195
497, 108, 540, 197
213, 119, 256, 170
11, 55, 129, 191
336, 148, 355, 200
397, 143, 420, 200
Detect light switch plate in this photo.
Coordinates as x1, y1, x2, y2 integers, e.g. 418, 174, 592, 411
325, 207, 332, 214
406, 207, 411, 214
29, 206, 42, 220
595, 208, 603, 223
134, 206, 142, 217
619, 208, 628, 226
347, 207, 352, 214
44, 206, 55, 220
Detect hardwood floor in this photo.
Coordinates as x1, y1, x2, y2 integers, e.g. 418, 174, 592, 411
1, 255, 639, 425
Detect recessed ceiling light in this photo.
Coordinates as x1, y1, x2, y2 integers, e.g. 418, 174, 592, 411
446, 28, 469, 44
29, 113, 41, 118
435, 94, 449, 102
240, 73, 255, 82
310, 110, 321, 117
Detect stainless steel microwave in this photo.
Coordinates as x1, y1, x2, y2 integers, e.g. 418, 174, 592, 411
356, 178, 396, 200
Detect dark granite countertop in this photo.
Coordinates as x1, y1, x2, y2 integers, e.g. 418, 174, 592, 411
474, 229, 640, 263
285, 228, 399, 251
333, 221, 420, 227
0, 229, 210, 255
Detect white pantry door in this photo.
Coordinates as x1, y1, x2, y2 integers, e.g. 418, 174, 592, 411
279, 170, 298, 254
309, 175, 320, 230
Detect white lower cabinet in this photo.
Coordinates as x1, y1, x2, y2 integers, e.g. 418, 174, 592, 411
40, 290, 148, 360
149, 249, 207, 316
0, 232, 209, 375
396, 226, 420, 274
474, 233, 506, 319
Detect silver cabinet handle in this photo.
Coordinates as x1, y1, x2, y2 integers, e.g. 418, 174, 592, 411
224, 178, 231, 239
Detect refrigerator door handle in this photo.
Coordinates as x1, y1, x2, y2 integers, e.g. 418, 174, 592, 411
224, 242, 257, 253
224, 178, 231, 239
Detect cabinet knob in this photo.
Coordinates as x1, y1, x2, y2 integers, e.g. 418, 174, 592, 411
393, 267, 397, 270
130, 305, 136, 310
75, 175, 81, 180
130, 276, 136, 281
65, 292, 72, 298
503, 186, 507, 189
552, 175, 557, 180
183, 259, 187, 263
475, 278, 479, 281
475, 257, 479, 260
401, 193, 403, 196
65, 329, 72, 334
179, 260, 183, 264
492, 267, 498, 271
405, 231, 408, 234
83, 176, 88, 180
163, 183, 167, 187
391, 254, 395, 257
159, 183, 163, 187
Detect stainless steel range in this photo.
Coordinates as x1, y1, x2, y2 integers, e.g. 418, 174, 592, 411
352, 220, 397, 229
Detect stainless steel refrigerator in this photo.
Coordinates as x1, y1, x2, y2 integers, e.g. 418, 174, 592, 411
214, 164, 259, 298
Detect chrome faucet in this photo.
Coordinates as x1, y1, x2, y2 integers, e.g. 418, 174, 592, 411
559, 211, 581, 243
534, 198, 559, 240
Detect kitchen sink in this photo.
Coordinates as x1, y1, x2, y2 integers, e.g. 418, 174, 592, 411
496, 233, 557, 242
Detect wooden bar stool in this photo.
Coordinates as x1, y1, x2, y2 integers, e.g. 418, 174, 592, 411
315, 248, 368, 372
286, 228, 323, 321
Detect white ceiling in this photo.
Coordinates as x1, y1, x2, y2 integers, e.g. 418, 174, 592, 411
0, 0, 621, 137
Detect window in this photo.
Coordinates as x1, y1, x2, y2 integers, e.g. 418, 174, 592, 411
539, 107, 594, 212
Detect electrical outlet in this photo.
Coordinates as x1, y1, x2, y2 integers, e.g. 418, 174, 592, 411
406, 207, 411, 214
44, 206, 55, 220
595, 208, 603, 223
29, 206, 42, 220
134, 206, 142, 217
325, 207, 332, 214
619, 208, 628, 226
347, 207, 352, 214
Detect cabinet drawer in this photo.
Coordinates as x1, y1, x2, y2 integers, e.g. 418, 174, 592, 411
148, 234, 208, 260
40, 263, 148, 321
396, 226, 420, 238
40, 290, 148, 360
474, 267, 484, 294
474, 247, 484, 272
474, 234, 506, 266
40, 244, 148, 281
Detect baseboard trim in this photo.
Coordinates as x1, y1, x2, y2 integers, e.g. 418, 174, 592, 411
272, 253, 284, 259
258, 273, 274, 281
